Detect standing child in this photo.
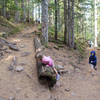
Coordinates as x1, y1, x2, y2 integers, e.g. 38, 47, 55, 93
89, 50, 97, 71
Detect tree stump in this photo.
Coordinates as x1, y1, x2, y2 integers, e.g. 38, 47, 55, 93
34, 37, 56, 87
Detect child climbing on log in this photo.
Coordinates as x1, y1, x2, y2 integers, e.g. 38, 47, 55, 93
38, 55, 60, 80
89, 50, 97, 74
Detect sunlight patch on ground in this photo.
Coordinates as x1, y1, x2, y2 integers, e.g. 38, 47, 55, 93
5, 55, 13, 61
12, 38, 21, 42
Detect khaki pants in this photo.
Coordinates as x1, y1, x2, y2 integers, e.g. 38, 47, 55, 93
90, 64, 94, 70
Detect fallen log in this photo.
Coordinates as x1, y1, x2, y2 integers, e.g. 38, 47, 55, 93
34, 37, 56, 87
0, 37, 19, 51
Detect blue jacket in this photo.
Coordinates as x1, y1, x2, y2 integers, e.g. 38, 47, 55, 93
89, 51, 97, 66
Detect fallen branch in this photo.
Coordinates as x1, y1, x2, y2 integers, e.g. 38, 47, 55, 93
0, 37, 19, 51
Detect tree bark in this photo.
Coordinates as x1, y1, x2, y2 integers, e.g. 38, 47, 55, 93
2, 0, 6, 18
27, 0, 30, 23
64, 0, 67, 44
41, 0, 48, 45
14, 0, 20, 22
94, 0, 98, 47
57, 0, 61, 31
22, 0, 26, 22
68, 0, 71, 47
71, 0, 75, 48
55, 0, 58, 40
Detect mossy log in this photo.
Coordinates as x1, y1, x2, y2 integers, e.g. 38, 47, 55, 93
34, 37, 56, 87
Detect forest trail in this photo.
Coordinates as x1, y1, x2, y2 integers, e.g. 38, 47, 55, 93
0, 25, 100, 100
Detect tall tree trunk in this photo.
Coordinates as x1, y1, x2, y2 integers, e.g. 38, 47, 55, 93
41, 0, 48, 44
68, 0, 71, 47
71, 0, 74, 48
22, 0, 26, 22
32, 6, 34, 21
55, 0, 58, 40
64, 0, 67, 44
94, 0, 98, 47
32, 1, 35, 21
27, 0, 30, 22
38, 3, 41, 19
14, 0, 20, 22
2, 0, 6, 17
57, 0, 60, 31
85, 27, 86, 40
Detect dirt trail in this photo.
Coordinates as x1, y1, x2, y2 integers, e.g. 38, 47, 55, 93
0, 26, 50, 100
0, 26, 100, 100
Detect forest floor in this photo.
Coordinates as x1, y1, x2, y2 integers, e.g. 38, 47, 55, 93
0, 25, 100, 100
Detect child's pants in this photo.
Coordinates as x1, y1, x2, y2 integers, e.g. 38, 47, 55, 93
90, 64, 97, 70
90, 64, 94, 69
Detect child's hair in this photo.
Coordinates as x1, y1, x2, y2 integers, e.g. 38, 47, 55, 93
37, 54, 43, 60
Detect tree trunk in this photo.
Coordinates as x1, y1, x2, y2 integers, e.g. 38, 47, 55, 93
71, 0, 74, 48
55, 0, 58, 40
2, 0, 6, 18
57, 0, 60, 31
85, 27, 86, 40
41, 0, 48, 45
64, 0, 67, 44
94, 0, 98, 47
22, 0, 26, 22
27, 0, 30, 23
68, 0, 71, 47
32, 1, 34, 21
38, 3, 41, 19
14, 0, 20, 22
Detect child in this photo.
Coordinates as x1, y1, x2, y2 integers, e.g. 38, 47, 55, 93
38, 55, 60, 80
89, 50, 97, 71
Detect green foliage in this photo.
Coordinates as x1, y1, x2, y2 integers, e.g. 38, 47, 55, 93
9, 27, 20, 35
38, 24, 42, 31
48, 25, 55, 38
0, 16, 25, 36
0, 16, 16, 28
75, 36, 87, 56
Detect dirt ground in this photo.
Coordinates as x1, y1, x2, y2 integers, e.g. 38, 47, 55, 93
0, 25, 100, 100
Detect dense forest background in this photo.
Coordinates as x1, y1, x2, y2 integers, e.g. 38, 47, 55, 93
0, 0, 100, 49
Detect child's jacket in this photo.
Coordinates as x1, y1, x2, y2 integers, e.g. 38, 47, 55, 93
89, 51, 97, 66
42, 56, 54, 67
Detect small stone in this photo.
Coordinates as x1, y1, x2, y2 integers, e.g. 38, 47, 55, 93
8, 44, 19, 51
60, 70, 68, 75
31, 32, 35, 34
54, 46, 59, 50
26, 74, 32, 79
65, 88, 70, 92
57, 65, 64, 69
75, 68, 80, 73
8, 96, 15, 100
8, 65, 14, 71
21, 52, 30, 57
19, 62, 26, 66
20, 45, 25, 48
15, 66, 24, 72
5, 50, 12, 54
0, 32, 8, 38
71, 92, 76, 96
16, 88, 21, 93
